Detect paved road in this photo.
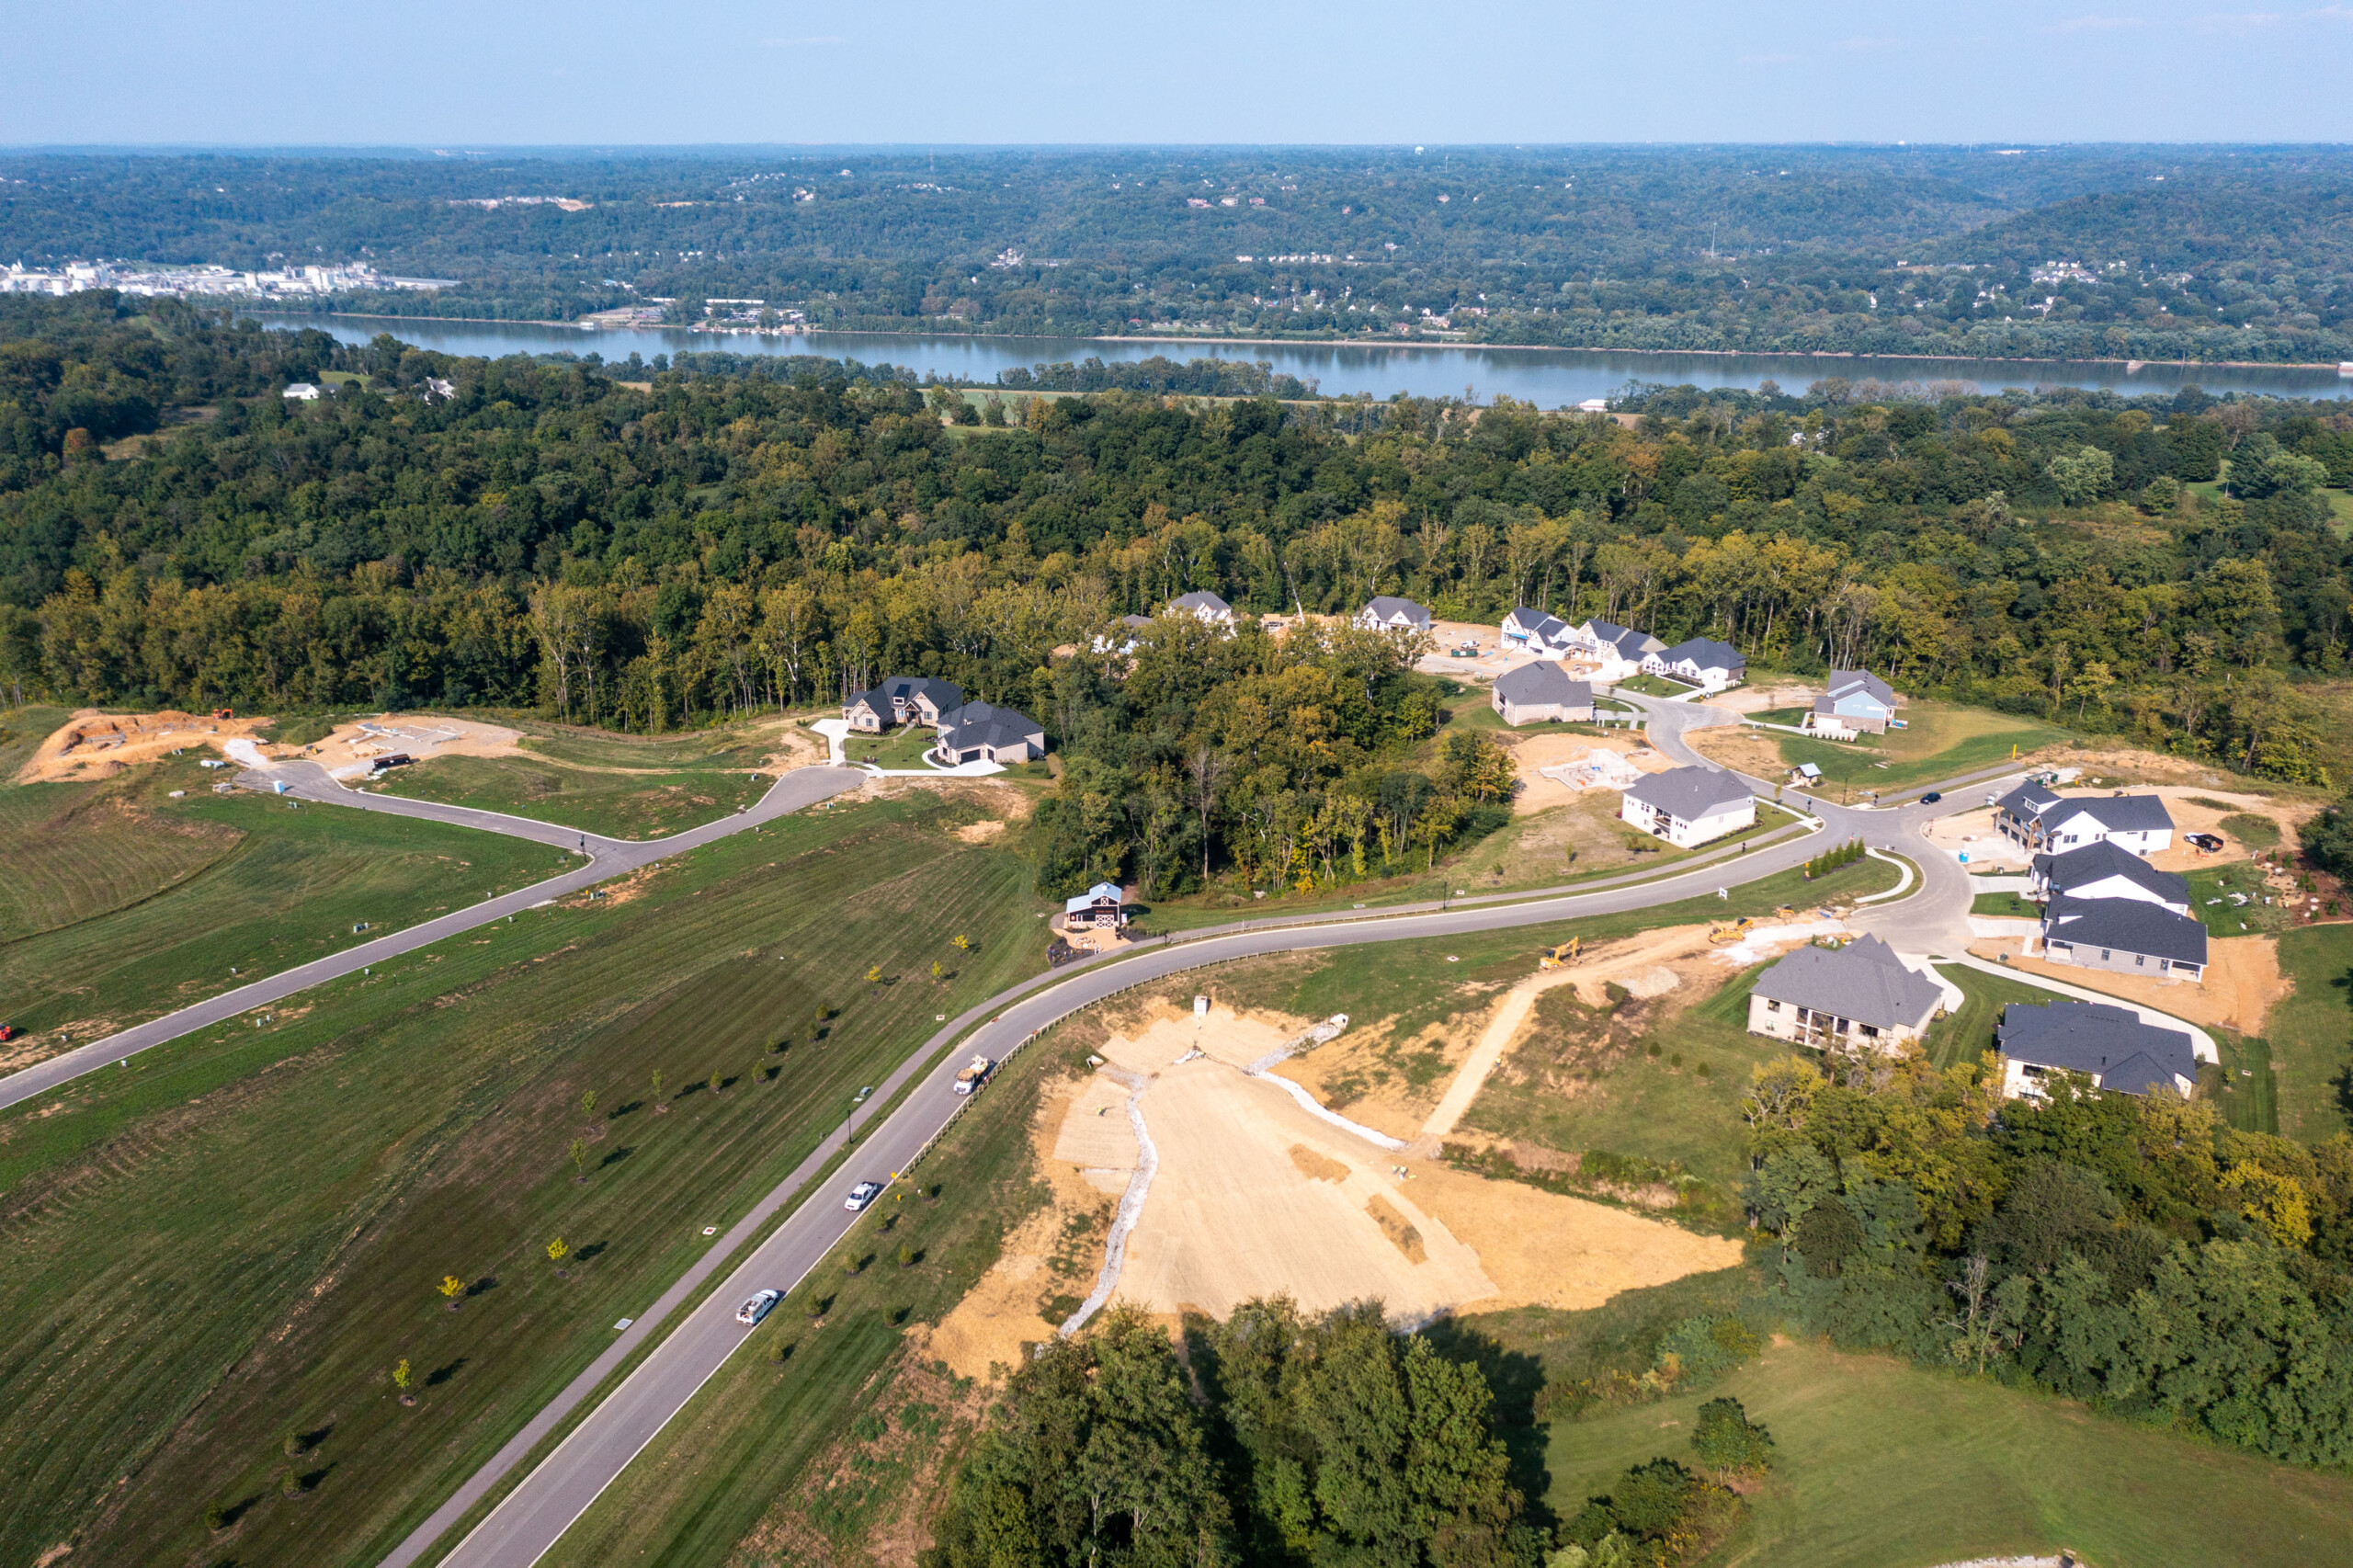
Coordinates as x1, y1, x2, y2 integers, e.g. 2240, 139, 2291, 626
0, 762, 867, 1114
392, 775, 1876, 1568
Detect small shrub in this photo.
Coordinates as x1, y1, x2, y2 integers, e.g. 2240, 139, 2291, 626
201, 1502, 227, 1533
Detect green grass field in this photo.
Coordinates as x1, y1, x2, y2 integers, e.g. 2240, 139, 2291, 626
0, 724, 552, 1050
1615, 672, 1696, 699
2259, 922, 2353, 1140
1920, 964, 2062, 1072
846, 725, 944, 769
2190, 859, 2292, 936
1969, 891, 2040, 919
0, 789, 1051, 1568
1543, 1338, 2353, 1567
1762, 701, 2070, 793
369, 751, 770, 838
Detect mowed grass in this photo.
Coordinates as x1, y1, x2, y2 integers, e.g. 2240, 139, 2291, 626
531, 1001, 1072, 1568
847, 725, 944, 769
1921, 964, 2063, 1072
2189, 858, 2292, 936
0, 790, 1050, 1568
369, 751, 770, 838
0, 706, 244, 937
1767, 700, 2068, 792
0, 744, 552, 1047
2259, 922, 2353, 1140
1544, 1338, 2353, 1568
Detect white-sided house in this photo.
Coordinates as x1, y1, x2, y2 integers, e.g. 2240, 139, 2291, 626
1091, 613, 1154, 656
2040, 895, 2208, 983
1501, 606, 1578, 657
1644, 637, 1745, 692
281, 382, 324, 401
1169, 590, 1237, 626
1357, 596, 1433, 635
1491, 661, 1594, 726
1563, 619, 1665, 681
1620, 765, 1756, 848
1804, 670, 1898, 736
842, 675, 966, 733
2029, 840, 2191, 914
1746, 935, 1944, 1051
1996, 1000, 2199, 1099
1063, 881, 1127, 929
1995, 785, 2176, 857
935, 701, 1048, 765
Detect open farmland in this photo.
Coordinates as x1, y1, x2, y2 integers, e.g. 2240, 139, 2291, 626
369, 750, 773, 838
1542, 1337, 2353, 1567
0, 788, 1048, 1568
1698, 699, 2071, 795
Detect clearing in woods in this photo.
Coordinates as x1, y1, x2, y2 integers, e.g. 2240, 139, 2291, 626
1543, 1337, 2353, 1568
0, 788, 1047, 1568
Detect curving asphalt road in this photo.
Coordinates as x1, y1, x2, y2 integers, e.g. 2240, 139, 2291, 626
0, 761, 869, 1114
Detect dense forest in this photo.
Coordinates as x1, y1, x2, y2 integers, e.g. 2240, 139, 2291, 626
6, 293, 2353, 896
6, 146, 2353, 364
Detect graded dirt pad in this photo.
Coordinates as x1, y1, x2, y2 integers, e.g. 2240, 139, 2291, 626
1712, 680, 1825, 716
17, 709, 273, 783
1924, 805, 2031, 870
1968, 935, 2286, 1035
295, 713, 527, 778
1686, 722, 1790, 784
1504, 730, 1676, 815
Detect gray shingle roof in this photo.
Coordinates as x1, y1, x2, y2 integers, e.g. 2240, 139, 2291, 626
1493, 661, 1591, 708
1995, 781, 2063, 818
2000, 787, 2175, 835
1998, 1000, 2198, 1095
1364, 596, 1432, 628
2042, 894, 2209, 965
1662, 636, 1743, 671
1750, 934, 1945, 1032
1586, 619, 1664, 657
938, 700, 1045, 753
878, 675, 964, 712
1826, 670, 1896, 707
2032, 840, 2189, 903
1622, 764, 1754, 818
1170, 590, 1233, 616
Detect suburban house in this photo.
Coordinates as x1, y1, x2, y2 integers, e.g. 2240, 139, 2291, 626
1568, 619, 1667, 670
1644, 636, 1746, 692
1169, 590, 1236, 626
1620, 765, 1756, 847
842, 675, 967, 733
1091, 613, 1154, 656
1491, 662, 1594, 726
1746, 935, 1944, 1051
1995, 1000, 2200, 1098
1994, 785, 2176, 857
1805, 670, 1899, 736
281, 382, 324, 401
1357, 596, 1434, 634
2029, 840, 2191, 914
2040, 895, 2208, 983
935, 701, 1048, 766
1063, 881, 1127, 929
1501, 606, 1578, 657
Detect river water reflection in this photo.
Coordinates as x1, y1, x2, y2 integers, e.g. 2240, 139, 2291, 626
258, 314, 2353, 405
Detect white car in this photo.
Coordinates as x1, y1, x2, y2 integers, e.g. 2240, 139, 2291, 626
734, 1289, 781, 1325
844, 1181, 883, 1211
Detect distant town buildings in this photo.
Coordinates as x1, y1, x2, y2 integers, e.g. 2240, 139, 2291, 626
0, 260, 453, 300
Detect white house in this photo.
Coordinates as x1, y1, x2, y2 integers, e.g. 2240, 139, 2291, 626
1996, 1000, 2199, 1099
2029, 840, 2190, 914
1169, 590, 1236, 626
1491, 662, 1593, 726
282, 382, 323, 401
1805, 670, 1898, 736
1644, 637, 1745, 692
1501, 606, 1577, 657
1995, 786, 2175, 857
1746, 935, 1944, 1051
1563, 619, 1666, 680
1620, 765, 1756, 847
1357, 596, 1433, 634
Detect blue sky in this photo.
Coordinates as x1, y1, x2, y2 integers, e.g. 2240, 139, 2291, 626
6, 0, 2349, 145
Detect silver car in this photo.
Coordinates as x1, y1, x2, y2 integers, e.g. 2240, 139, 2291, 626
735, 1289, 781, 1325
844, 1181, 883, 1211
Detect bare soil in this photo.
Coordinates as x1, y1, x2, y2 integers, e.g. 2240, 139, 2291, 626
17, 709, 272, 783
1968, 935, 2287, 1035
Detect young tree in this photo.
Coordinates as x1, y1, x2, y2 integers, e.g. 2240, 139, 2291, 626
708, 1070, 724, 1096
930, 960, 945, 985
546, 1236, 569, 1264
438, 1274, 466, 1302
951, 933, 972, 955
569, 1139, 588, 1181
1689, 1396, 1777, 1481
651, 1068, 665, 1112
863, 964, 883, 986
580, 1088, 597, 1118
392, 1358, 413, 1394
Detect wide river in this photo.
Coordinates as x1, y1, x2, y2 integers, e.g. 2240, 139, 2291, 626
259, 313, 2353, 406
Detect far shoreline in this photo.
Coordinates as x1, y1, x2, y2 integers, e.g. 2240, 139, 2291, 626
264, 309, 2353, 380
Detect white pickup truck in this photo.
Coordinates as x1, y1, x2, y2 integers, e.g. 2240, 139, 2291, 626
952, 1054, 993, 1095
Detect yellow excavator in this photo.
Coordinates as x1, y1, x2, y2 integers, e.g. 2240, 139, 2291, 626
1710, 906, 1800, 946
1539, 937, 1583, 970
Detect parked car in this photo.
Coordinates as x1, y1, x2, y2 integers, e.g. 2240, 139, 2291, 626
844, 1180, 883, 1211
1920, 791, 1942, 804
735, 1289, 781, 1325
2187, 832, 2226, 853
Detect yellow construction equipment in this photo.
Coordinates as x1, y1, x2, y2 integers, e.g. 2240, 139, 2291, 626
1772, 905, 1798, 921
1539, 937, 1583, 970
1708, 917, 1758, 946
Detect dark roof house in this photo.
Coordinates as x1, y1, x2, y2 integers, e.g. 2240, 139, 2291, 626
2031, 840, 2191, 908
1360, 596, 1434, 631
1493, 660, 1592, 710
1998, 1000, 2200, 1096
2042, 895, 2209, 966
1622, 765, 1754, 819
937, 700, 1048, 763
1750, 935, 1943, 1035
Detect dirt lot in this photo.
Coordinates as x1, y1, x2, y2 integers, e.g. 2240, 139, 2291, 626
17, 709, 271, 783
933, 1001, 1741, 1357
287, 714, 527, 778
1967, 934, 2286, 1034
1710, 679, 1824, 716
1500, 729, 1676, 816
